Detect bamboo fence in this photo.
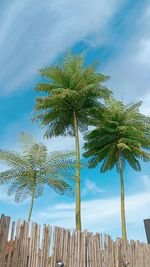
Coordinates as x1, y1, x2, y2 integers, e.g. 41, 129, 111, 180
0, 214, 150, 267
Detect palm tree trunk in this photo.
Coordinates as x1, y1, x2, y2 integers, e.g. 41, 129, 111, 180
28, 189, 35, 222
73, 111, 81, 231
119, 154, 127, 239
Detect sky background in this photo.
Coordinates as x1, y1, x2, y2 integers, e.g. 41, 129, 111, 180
0, 0, 150, 242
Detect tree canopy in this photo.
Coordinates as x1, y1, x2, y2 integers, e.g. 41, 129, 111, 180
83, 99, 150, 172
33, 52, 111, 137
0, 133, 75, 220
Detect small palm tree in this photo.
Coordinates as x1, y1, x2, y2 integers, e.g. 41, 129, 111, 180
0, 133, 75, 221
83, 99, 150, 239
33, 52, 111, 230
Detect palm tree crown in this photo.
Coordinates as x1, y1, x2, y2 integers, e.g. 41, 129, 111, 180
33, 52, 111, 137
83, 99, 150, 238
84, 100, 150, 171
0, 133, 75, 221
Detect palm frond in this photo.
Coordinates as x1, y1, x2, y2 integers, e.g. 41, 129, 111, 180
0, 150, 30, 169
0, 169, 23, 184
46, 177, 74, 196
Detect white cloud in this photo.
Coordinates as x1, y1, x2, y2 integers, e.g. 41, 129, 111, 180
82, 180, 104, 196
0, 185, 30, 206
0, 185, 14, 204
103, 2, 150, 115
0, 0, 123, 95
140, 175, 150, 189
137, 39, 150, 64
140, 92, 150, 116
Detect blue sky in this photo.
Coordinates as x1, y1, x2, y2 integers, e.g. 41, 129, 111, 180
0, 0, 150, 242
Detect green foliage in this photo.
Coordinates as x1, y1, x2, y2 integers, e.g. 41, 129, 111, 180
83, 98, 150, 172
33, 52, 111, 138
0, 133, 75, 203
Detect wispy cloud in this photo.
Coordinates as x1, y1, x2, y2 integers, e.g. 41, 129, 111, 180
104, 2, 150, 115
82, 180, 105, 196
0, 184, 30, 206
140, 175, 150, 189
0, 185, 29, 205
0, 185, 14, 204
0, 0, 123, 95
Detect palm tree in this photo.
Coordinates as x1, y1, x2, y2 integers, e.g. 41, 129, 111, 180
0, 133, 75, 221
83, 99, 150, 239
33, 52, 111, 230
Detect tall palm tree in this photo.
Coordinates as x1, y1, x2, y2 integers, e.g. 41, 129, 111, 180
83, 99, 150, 239
0, 133, 75, 221
33, 52, 111, 230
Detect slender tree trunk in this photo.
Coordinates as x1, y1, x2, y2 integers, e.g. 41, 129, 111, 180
119, 154, 127, 239
73, 111, 81, 231
28, 189, 35, 222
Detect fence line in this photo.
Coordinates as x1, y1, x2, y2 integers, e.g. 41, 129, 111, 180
0, 214, 150, 267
